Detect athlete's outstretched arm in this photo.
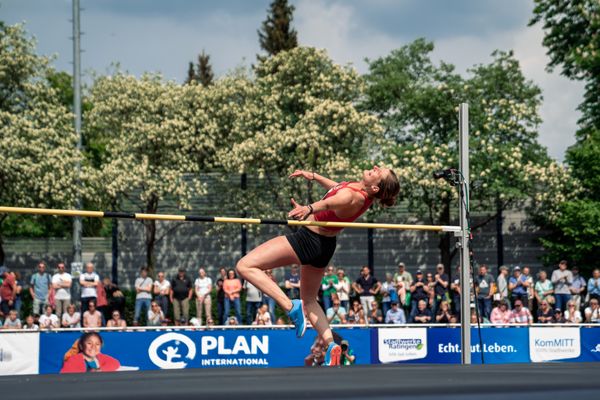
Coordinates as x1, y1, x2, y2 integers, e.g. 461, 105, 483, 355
289, 170, 338, 190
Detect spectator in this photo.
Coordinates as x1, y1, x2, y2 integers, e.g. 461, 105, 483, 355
133, 267, 153, 325
226, 315, 239, 326
409, 270, 430, 317
340, 340, 356, 366
587, 269, 600, 301
275, 317, 287, 325
495, 265, 510, 305
570, 266, 587, 310
62, 304, 81, 328
522, 266, 535, 308
0, 266, 16, 317
333, 268, 351, 310
170, 267, 192, 325
216, 267, 227, 283
106, 310, 127, 329
435, 300, 455, 323
254, 303, 272, 325
432, 264, 449, 315
3, 309, 21, 329
51, 262, 72, 320
450, 265, 461, 316
244, 279, 262, 325
534, 270, 555, 307
584, 298, 600, 323
347, 300, 364, 324
536, 300, 554, 323
564, 301, 583, 323
82, 301, 103, 328
30, 261, 51, 315
223, 269, 242, 324
79, 262, 99, 314
352, 266, 380, 313
39, 305, 60, 329
153, 271, 171, 318
413, 299, 432, 324
95, 277, 108, 324
148, 301, 165, 326
509, 299, 532, 325
284, 264, 301, 300
475, 264, 494, 320
194, 267, 213, 326
508, 266, 529, 308
103, 278, 125, 319
381, 273, 398, 317
326, 298, 347, 324
320, 265, 338, 311
262, 270, 277, 319
393, 262, 413, 290
490, 300, 511, 325
553, 309, 566, 323
367, 300, 383, 324
425, 272, 436, 306
385, 301, 406, 324
551, 260, 573, 312
216, 278, 225, 324
471, 308, 490, 325
22, 315, 39, 330
13, 271, 23, 315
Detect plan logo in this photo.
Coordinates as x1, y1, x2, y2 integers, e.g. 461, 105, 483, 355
591, 344, 600, 353
529, 327, 580, 362
378, 328, 427, 363
148, 333, 197, 369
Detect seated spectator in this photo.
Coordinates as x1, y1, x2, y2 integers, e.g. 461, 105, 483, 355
509, 300, 532, 325
254, 304, 272, 326
413, 299, 432, 323
2, 309, 21, 329
106, 310, 127, 329
275, 317, 288, 325
553, 309, 566, 323
536, 300, 554, 323
435, 300, 455, 323
367, 300, 383, 324
206, 317, 215, 327
226, 316, 239, 326
490, 301, 511, 325
326, 299, 347, 324
22, 315, 39, 330
83, 301, 103, 328
584, 298, 600, 323
346, 300, 364, 324
564, 301, 582, 323
39, 305, 60, 329
385, 302, 406, 324
147, 301, 165, 326
62, 304, 81, 328
470, 309, 490, 325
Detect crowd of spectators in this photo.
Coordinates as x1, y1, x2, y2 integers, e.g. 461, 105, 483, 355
0, 259, 599, 330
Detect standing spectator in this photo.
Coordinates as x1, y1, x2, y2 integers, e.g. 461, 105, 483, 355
367, 300, 383, 324
326, 299, 347, 324
51, 262, 72, 319
584, 298, 600, 323
194, 267, 213, 326
148, 301, 165, 326
509, 299, 532, 325
133, 267, 153, 325
522, 266, 535, 309
475, 264, 494, 320
106, 310, 127, 329
495, 265, 510, 306
380, 273, 398, 317
435, 300, 455, 324
393, 263, 413, 293
425, 272, 436, 306
30, 262, 51, 315
385, 302, 406, 324
216, 267, 227, 283
409, 270, 430, 317
536, 300, 554, 323
587, 269, 600, 301
352, 266, 380, 313
61, 304, 81, 328
79, 262, 99, 314
23, 315, 39, 330
13, 271, 23, 316
95, 277, 108, 324
490, 300, 511, 325
0, 267, 16, 317
508, 266, 529, 308
564, 301, 582, 323
2, 309, 21, 329
223, 269, 242, 323
103, 278, 125, 319
244, 279, 262, 325
551, 260, 573, 312
432, 264, 449, 316
320, 266, 338, 311
153, 271, 171, 318
570, 266, 587, 310
333, 268, 351, 310
413, 299, 432, 324
39, 305, 60, 329
216, 278, 225, 324
262, 270, 277, 319
450, 265, 461, 316
82, 301, 103, 328
170, 268, 192, 325
534, 271, 555, 307
254, 303, 272, 325
284, 265, 301, 300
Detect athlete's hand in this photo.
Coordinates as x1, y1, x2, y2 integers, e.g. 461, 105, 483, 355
288, 198, 312, 220
289, 170, 314, 181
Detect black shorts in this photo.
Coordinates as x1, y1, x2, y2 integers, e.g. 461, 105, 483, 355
285, 227, 337, 269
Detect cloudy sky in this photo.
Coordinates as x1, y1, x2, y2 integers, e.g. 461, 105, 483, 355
2, 0, 584, 161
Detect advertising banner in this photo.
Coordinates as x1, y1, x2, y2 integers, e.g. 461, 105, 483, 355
39, 328, 371, 374
529, 327, 580, 362
0, 332, 40, 375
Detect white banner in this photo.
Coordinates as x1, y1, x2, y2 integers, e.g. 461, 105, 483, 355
378, 327, 427, 363
0, 332, 40, 375
529, 327, 580, 362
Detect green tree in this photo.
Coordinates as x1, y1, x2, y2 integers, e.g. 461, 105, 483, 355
258, 0, 298, 59
185, 51, 214, 87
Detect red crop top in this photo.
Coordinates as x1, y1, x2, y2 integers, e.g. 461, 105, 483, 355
312, 181, 373, 232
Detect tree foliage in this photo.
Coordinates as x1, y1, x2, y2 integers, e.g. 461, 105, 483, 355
258, 0, 298, 59
185, 50, 214, 87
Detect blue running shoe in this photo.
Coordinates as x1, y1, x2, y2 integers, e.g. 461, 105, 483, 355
324, 341, 341, 367
287, 299, 306, 338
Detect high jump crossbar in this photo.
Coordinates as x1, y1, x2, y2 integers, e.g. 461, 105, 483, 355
0, 206, 461, 232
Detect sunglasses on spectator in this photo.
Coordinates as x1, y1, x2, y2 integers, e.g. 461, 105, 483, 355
112, 313, 119, 317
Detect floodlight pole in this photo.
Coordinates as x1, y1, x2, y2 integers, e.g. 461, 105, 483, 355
72, 0, 83, 267
458, 103, 471, 364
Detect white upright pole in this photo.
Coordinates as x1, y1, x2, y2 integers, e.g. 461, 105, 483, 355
72, 0, 83, 269
459, 103, 471, 364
